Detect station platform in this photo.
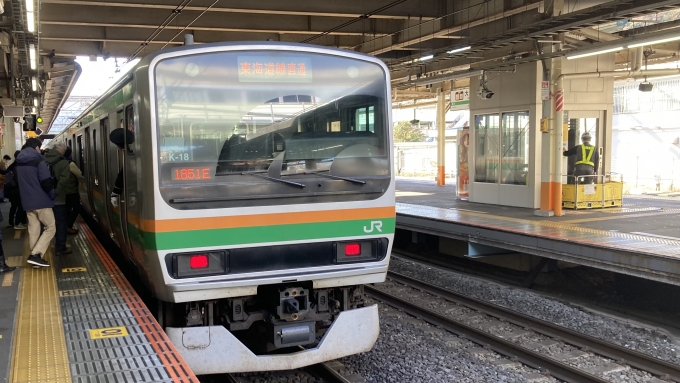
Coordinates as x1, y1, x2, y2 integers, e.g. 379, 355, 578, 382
395, 178, 680, 286
0, 206, 199, 383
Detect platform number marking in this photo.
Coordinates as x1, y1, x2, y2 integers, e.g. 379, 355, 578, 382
62, 267, 86, 273
89, 326, 129, 339
59, 289, 89, 297
363, 221, 383, 233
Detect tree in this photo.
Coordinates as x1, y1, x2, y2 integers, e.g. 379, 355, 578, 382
394, 121, 426, 142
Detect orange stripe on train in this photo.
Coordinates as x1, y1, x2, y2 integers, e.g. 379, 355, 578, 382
138, 206, 396, 233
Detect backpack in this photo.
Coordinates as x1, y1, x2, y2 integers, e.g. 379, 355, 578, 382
47, 158, 63, 188
3, 170, 16, 190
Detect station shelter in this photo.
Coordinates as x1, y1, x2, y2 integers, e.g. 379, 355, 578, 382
465, 55, 615, 210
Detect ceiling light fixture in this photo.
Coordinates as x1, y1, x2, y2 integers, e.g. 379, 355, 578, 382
566, 46, 623, 60
447, 46, 471, 54
31, 76, 37, 91
628, 35, 680, 48
418, 55, 434, 61
29, 44, 36, 70
27, 13, 35, 32
25, 0, 35, 33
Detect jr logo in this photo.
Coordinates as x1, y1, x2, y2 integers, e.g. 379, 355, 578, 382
363, 221, 383, 233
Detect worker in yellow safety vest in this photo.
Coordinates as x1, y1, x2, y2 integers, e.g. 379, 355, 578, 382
563, 132, 599, 184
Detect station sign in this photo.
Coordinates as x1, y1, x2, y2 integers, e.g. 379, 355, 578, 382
450, 88, 470, 111
541, 81, 550, 101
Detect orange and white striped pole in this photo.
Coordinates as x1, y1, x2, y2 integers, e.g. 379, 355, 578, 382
437, 88, 446, 186
552, 58, 564, 216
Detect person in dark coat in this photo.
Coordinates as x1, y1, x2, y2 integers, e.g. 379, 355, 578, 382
45, 142, 73, 256
63, 147, 82, 234
16, 138, 56, 268
6, 150, 27, 229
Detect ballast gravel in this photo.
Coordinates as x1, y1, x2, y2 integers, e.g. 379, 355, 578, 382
340, 300, 554, 383
389, 256, 680, 365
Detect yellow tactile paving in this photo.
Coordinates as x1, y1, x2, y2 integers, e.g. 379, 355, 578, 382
10, 236, 71, 383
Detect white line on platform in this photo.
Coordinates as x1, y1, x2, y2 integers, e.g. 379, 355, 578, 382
630, 232, 680, 241
449, 208, 489, 214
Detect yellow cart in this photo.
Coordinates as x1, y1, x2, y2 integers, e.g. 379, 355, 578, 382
562, 174, 623, 209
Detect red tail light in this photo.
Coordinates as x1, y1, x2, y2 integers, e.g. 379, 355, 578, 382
189, 254, 209, 269
344, 243, 361, 256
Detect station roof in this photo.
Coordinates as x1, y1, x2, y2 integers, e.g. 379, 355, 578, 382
2, 0, 680, 134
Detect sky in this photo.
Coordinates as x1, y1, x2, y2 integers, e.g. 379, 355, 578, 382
70, 56, 140, 97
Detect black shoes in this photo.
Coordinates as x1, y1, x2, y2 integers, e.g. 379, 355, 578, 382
0, 263, 16, 273
56, 249, 72, 256
27, 254, 50, 268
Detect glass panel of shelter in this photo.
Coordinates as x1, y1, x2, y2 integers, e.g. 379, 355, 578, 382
474, 112, 530, 185
500, 111, 530, 185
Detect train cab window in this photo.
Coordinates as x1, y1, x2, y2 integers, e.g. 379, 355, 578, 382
153, 49, 390, 206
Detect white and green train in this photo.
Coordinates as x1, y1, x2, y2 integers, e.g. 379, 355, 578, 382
52, 42, 395, 374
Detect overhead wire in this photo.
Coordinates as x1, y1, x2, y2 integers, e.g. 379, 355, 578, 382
160, 0, 220, 49
124, 0, 194, 63
300, 0, 411, 44
351, 0, 493, 51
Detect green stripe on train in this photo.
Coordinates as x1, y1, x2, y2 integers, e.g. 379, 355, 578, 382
140, 218, 396, 251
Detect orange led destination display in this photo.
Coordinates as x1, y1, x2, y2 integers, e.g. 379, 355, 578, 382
237, 56, 312, 83
172, 167, 213, 181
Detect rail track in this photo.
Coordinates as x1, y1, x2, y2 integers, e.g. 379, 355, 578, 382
365, 271, 680, 383
220, 361, 360, 383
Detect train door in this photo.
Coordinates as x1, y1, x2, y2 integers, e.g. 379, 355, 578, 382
118, 105, 135, 259
93, 117, 114, 241
85, 127, 98, 218
76, 133, 92, 214
106, 112, 125, 248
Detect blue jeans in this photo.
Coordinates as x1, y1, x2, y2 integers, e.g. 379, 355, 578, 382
53, 205, 68, 252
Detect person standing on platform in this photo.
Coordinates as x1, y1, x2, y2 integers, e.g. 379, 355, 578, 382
6, 150, 27, 229
16, 138, 56, 268
63, 147, 82, 234
45, 142, 73, 256
0, 207, 15, 273
563, 132, 599, 185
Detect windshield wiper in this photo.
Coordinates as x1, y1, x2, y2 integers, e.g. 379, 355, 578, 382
301, 170, 366, 185
217, 151, 306, 189
243, 172, 306, 188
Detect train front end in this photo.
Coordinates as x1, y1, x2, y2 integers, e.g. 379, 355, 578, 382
143, 43, 394, 374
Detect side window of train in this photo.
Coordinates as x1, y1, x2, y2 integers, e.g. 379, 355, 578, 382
125, 105, 135, 155
355, 106, 375, 132
93, 128, 99, 185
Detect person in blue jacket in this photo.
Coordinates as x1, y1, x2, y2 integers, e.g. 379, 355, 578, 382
15, 138, 56, 268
